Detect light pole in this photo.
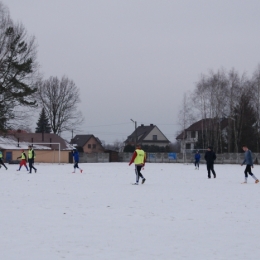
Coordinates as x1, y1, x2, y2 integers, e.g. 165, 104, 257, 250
130, 119, 137, 146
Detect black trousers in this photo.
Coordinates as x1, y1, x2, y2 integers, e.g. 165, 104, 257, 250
28, 159, 36, 173
74, 162, 79, 169
207, 163, 216, 178
195, 160, 200, 168
0, 159, 7, 169
244, 164, 253, 178
135, 165, 144, 183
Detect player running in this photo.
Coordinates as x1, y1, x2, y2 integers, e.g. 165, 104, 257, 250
17, 149, 29, 171
72, 148, 83, 173
241, 145, 259, 184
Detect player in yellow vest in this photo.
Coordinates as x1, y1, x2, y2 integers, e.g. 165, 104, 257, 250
17, 149, 29, 171
28, 145, 37, 174
0, 150, 8, 170
129, 144, 146, 185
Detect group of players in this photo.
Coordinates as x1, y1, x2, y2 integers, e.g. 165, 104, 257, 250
0, 147, 83, 174
0, 145, 37, 173
194, 145, 259, 183
1, 144, 259, 184
128, 144, 259, 185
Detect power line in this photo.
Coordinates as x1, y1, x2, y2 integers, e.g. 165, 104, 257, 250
84, 122, 131, 128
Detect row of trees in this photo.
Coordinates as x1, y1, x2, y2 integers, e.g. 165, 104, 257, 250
180, 66, 260, 153
0, 2, 83, 135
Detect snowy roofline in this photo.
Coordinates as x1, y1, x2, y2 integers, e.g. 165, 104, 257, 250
0, 136, 74, 150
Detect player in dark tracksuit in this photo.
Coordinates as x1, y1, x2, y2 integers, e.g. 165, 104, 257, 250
72, 149, 83, 173
194, 151, 201, 169
241, 145, 259, 184
204, 146, 216, 178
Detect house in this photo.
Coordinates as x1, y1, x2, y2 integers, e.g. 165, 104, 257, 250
124, 124, 170, 147
0, 133, 73, 163
176, 118, 228, 152
70, 135, 105, 153
11, 132, 72, 150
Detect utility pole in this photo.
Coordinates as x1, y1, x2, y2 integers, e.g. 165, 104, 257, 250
130, 119, 137, 146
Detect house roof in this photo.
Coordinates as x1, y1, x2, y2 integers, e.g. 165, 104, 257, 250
176, 118, 229, 140
70, 135, 103, 147
0, 135, 52, 150
4, 133, 73, 150
125, 124, 170, 144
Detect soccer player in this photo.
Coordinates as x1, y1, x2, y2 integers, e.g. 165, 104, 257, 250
204, 146, 216, 178
194, 150, 201, 169
0, 149, 8, 170
241, 145, 259, 184
17, 149, 29, 171
129, 144, 146, 185
72, 148, 83, 173
28, 145, 37, 173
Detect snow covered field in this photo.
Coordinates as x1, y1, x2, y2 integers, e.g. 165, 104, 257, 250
0, 162, 260, 260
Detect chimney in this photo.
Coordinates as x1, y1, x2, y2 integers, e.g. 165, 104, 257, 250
150, 124, 154, 126
141, 124, 144, 127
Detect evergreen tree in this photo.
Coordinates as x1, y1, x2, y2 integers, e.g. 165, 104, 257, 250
0, 3, 39, 132
35, 108, 51, 133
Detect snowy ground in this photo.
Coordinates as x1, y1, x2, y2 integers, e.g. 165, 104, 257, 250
0, 162, 260, 260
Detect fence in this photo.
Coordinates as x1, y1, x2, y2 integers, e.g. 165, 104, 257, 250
7, 151, 253, 164
118, 152, 260, 164
79, 152, 109, 163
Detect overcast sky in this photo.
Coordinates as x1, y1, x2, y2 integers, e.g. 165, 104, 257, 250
5, 0, 260, 144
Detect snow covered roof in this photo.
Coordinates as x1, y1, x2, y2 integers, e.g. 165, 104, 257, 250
0, 134, 74, 150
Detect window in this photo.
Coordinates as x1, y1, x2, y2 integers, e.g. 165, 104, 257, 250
191, 131, 196, 138
92, 144, 96, 149
186, 143, 191, 149
153, 135, 157, 140
88, 144, 91, 149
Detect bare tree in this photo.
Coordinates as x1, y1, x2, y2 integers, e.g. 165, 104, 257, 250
252, 64, 260, 152
225, 69, 246, 153
178, 66, 260, 153
103, 139, 124, 152
36, 76, 84, 135
191, 69, 231, 152
178, 92, 195, 161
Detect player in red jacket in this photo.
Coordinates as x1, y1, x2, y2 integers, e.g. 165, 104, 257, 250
17, 150, 29, 171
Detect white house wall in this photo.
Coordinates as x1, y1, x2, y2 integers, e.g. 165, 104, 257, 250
143, 127, 169, 142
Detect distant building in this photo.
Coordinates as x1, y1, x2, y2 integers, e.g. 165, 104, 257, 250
176, 118, 228, 152
12, 132, 72, 150
0, 133, 73, 163
124, 124, 170, 147
70, 135, 105, 153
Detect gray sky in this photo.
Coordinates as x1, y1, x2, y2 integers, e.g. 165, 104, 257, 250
5, 0, 260, 144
